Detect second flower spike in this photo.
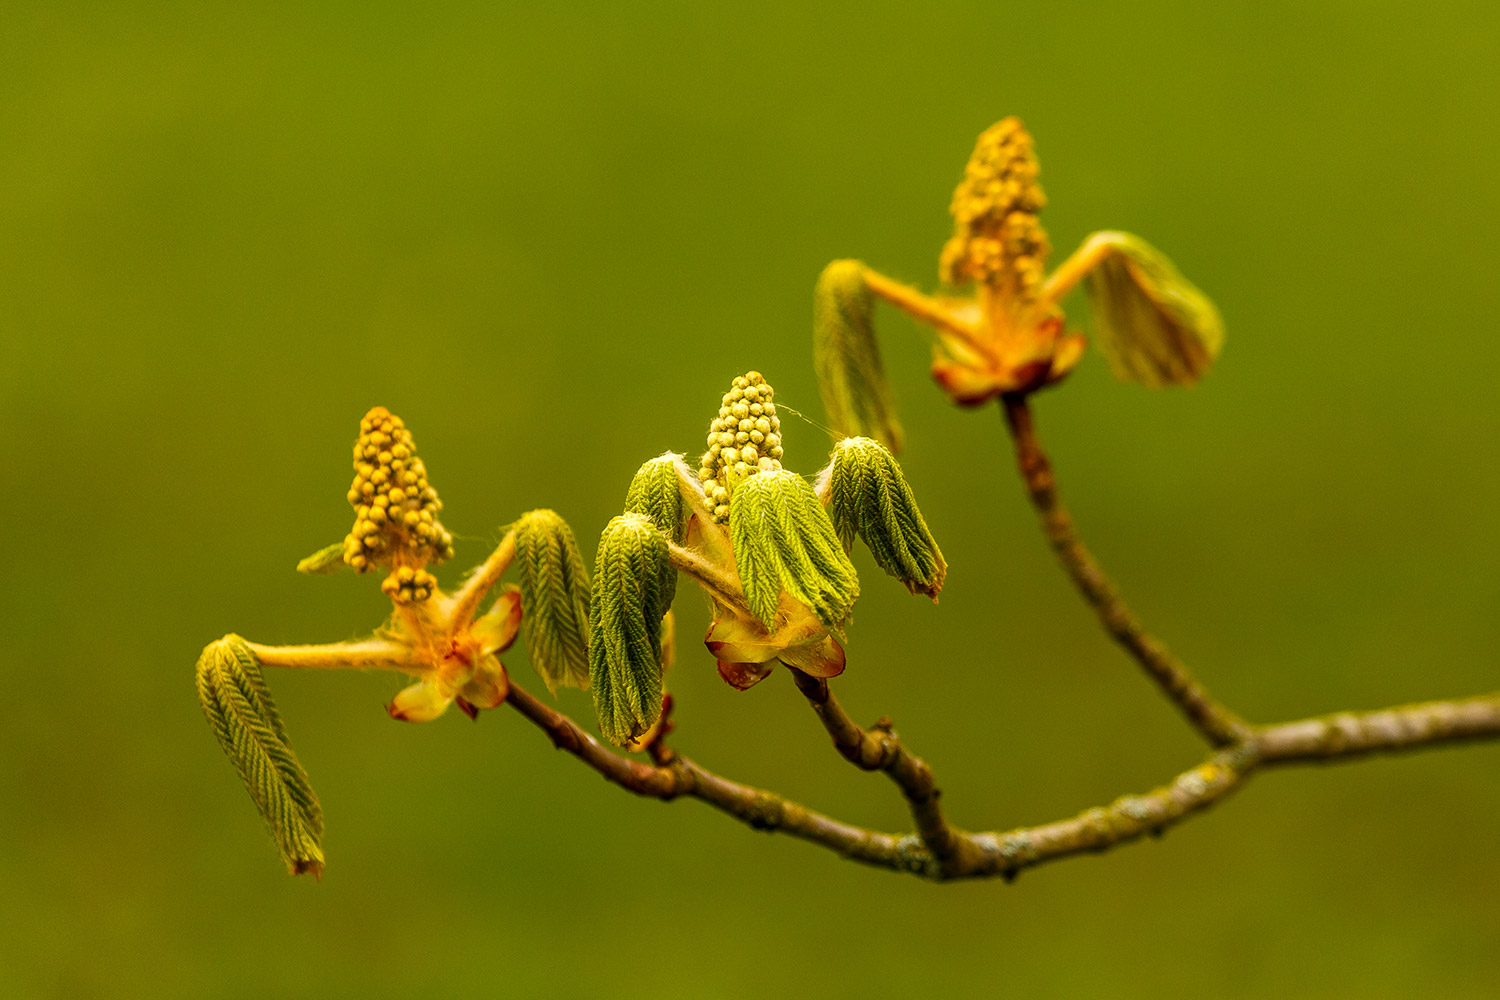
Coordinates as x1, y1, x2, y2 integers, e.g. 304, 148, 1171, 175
813, 116, 1226, 424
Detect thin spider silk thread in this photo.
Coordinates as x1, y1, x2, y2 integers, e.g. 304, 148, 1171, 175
773, 400, 843, 446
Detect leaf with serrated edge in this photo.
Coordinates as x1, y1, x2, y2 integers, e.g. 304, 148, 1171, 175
818, 437, 946, 600
196, 636, 324, 876
623, 454, 691, 544
1074, 230, 1224, 387
512, 510, 591, 694
588, 514, 669, 746
730, 470, 858, 632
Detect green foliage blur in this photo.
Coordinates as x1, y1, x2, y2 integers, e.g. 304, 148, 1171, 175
3, 2, 1498, 997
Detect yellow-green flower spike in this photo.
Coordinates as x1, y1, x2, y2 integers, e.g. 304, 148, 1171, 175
342, 406, 454, 597
697, 371, 785, 524
939, 117, 1050, 304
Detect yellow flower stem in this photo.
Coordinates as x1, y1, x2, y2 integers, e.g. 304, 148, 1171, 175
1038, 232, 1114, 308
860, 267, 984, 351
975, 283, 1010, 345
246, 638, 425, 675
667, 541, 751, 619
447, 528, 518, 631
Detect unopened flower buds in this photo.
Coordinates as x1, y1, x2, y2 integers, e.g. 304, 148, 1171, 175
343, 406, 454, 599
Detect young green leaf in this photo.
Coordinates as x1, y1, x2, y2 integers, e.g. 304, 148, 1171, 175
819, 437, 946, 600
1075, 230, 1224, 387
589, 514, 671, 746
295, 543, 347, 575
624, 453, 690, 544
730, 469, 859, 631
814, 260, 904, 453
623, 453, 703, 630
512, 509, 592, 695
195, 635, 325, 877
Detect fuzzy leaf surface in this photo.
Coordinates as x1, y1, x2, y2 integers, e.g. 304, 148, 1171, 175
730, 470, 859, 631
195, 635, 324, 876
823, 437, 946, 599
513, 509, 592, 694
588, 514, 670, 746
623, 454, 690, 543
295, 543, 347, 575
1077, 230, 1224, 387
814, 259, 904, 452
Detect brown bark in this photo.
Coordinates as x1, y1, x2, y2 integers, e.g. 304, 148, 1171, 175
492, 394, 1500, 882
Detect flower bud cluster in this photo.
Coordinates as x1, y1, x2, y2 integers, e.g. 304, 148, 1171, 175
697, 371, 784, 523
342, 406, 455, 584
380, 566, 439, 604
939, 117, 1050, 300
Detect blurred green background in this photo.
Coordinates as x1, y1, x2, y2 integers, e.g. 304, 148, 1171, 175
4, 1, 1499, 997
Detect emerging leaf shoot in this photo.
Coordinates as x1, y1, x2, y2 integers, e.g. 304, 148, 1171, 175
624, 452, 699, 617
512, 509, 592, 695
1076, 230, 1224, 387
589, 514, 672, 746
819, 437, 946, 600
813, 260, 904, 453
196, 635, 325, 877
730, 469, 859, 631
296, 542, 347, 575
825, 117, 1224, 407
625, 453, 691, 545
198, 405, 557, 872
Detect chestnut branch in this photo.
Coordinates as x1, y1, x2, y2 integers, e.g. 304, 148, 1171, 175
493, 398, 1500, 882
1000, 395, 1251, 747
200, 119, 1499, 883
505, 678, 1500, 882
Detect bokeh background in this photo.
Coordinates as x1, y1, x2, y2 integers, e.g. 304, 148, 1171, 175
4, 2, 1499, 997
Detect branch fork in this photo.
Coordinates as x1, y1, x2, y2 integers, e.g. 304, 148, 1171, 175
490, 391, 1500, 883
